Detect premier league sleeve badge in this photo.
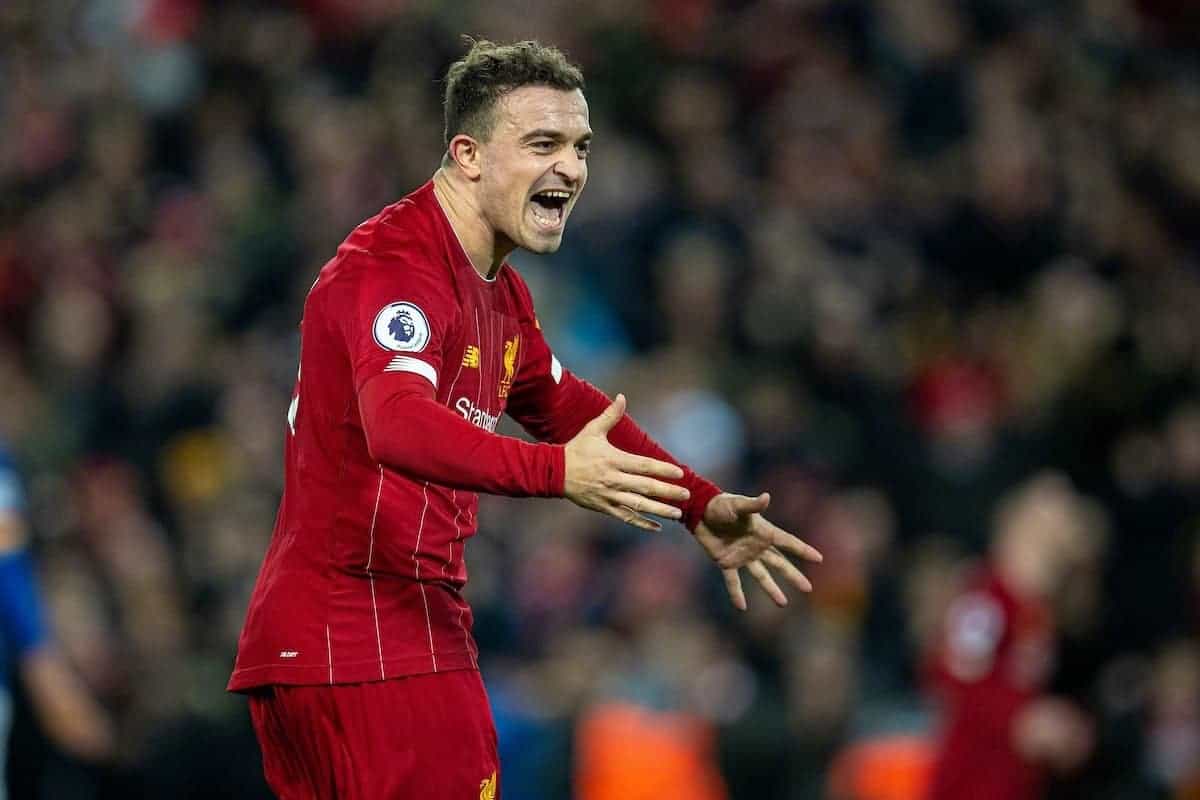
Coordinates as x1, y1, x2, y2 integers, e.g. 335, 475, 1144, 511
373, 302, 432, 353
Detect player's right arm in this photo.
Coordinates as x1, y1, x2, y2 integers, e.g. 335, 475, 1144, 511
338, 253, 685, 511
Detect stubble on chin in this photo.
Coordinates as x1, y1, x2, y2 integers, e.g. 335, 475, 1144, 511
527, 233, 563, 254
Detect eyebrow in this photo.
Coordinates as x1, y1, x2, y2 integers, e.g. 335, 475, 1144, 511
520, 129, 593, 144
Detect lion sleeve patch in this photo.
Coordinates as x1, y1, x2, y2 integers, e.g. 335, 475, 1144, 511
373, 302, 431, 353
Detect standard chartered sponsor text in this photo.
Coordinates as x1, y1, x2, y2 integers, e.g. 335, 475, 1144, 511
455, 397, 500, 432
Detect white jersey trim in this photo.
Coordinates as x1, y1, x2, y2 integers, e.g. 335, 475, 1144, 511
326, 625, 333, 684
365, 467, 386, 681
384, 356, 438, 388
412, 482, 438, 673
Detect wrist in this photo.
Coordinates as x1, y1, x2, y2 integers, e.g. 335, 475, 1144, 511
542, 443, 567, 497
684, 480, 722, 532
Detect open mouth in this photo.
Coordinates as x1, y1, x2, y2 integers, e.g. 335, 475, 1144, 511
529, 189, 572, 231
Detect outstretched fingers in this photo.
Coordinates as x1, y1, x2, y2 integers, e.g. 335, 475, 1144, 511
616, 453, 685, 481
611, 473, 689, 503
721, 554, 811, 611
762, 548, 813, 593
609, 491, 682, 521
763, 519, 823, 563
748, 560, 788, 607
722, 569, 747, 611
607, 503, 661, 531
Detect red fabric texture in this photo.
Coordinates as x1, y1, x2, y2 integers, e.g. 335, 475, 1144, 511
359, 371, 563, 497
249, 671, 500, 800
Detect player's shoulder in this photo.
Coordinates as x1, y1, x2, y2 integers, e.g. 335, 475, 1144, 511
349, 189, 441, 261
315, 187, 458, 310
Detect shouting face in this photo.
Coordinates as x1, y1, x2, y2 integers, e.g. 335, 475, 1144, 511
476, 86, 591, 254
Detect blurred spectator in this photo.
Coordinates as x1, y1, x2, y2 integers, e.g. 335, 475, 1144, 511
924, 474, 1101, 800
0, 440, 114, 796
1145, 641, 1200, 798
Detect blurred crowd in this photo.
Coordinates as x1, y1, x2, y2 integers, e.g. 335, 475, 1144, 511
2, 0, 1199, 798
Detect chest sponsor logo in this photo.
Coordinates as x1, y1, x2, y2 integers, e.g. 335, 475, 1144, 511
373, 301, 431, 353
462, 345, 480, 368
456, 397, 500, 432
499, 335, 520, 398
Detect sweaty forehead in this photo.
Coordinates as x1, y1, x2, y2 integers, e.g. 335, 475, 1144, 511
494, 86, 590, 138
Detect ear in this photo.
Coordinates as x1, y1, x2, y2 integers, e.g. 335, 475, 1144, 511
447, 134, 482, 180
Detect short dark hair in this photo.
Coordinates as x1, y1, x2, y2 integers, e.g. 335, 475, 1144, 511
443, 38, 584, 146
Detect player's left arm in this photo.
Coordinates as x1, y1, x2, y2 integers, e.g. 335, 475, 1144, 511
504, 286, 821, 609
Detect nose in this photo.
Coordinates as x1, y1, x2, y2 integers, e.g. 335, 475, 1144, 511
552, 152, 585, 186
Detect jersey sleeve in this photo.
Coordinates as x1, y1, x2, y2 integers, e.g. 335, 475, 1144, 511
326, 252, 566, 499
359, 373, 564, 497
503, 276, 722, 531
337, 251, 460, 394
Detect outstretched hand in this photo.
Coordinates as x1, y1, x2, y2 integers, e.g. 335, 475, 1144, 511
563, 395, 691, 531
693, 492, 822, 610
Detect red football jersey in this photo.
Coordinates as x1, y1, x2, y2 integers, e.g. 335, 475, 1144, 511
229, 181, 722, 692
229, 182, 575, 689
925, 569, 1055, 800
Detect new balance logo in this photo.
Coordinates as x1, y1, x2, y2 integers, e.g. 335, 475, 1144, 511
462, 345, 480, 368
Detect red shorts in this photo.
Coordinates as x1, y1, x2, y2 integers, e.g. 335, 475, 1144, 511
248, 670, 500, 799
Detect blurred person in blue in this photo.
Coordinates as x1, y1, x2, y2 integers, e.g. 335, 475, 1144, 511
0, 441, 114, 796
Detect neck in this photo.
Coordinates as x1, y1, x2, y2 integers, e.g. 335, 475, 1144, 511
431, 167, 512, 280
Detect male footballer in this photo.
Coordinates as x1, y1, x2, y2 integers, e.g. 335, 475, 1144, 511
229, 38, 821, 799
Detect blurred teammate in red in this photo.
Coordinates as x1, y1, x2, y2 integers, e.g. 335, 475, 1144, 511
924, 474, 1099, 800
228, 39, 821, 800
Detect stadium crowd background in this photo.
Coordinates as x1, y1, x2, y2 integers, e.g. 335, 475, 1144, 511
2, 0, 1199, 797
